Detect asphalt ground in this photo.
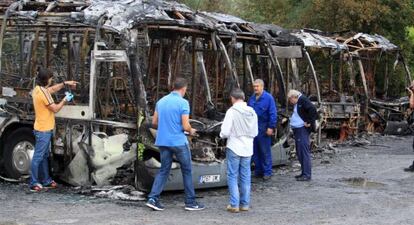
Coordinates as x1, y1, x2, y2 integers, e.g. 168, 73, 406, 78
1, 135, 413, 225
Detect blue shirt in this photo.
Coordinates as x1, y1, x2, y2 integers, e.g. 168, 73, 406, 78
247, 91, 277, 136
155, 92, 190, 147
290, 99, 305, 128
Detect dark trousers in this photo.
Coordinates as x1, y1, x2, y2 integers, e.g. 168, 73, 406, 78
293, 127, 312, 178
253, 135, 272, 177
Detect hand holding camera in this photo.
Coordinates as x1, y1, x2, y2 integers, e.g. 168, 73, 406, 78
64, 91, 74, 102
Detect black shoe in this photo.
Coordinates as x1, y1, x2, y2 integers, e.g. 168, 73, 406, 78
263, 175, 272, 181
295, 174, 303, 179
146, 198, 165, 211
296, 176, 311, 182
404, 165, 414, 172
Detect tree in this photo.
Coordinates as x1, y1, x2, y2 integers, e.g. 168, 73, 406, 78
227, 0, 292, 24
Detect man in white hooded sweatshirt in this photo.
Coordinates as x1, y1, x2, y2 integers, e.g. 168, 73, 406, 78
220, 88, 258, 213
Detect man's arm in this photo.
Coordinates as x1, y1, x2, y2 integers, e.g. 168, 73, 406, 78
47, 81, 78, 94
409, 89, 414, 109
181, 100, 196, 135
267, 97, 277, 129
152, 111, 158, 129
252, 112, 259, 137
220, 109, 233, 138
182, 115, 196, 135
47, 98, 67, 113
265, 96, 277, 136
303, 98, 318, 127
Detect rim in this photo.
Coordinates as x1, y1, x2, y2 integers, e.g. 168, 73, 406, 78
12, 141, 35, 175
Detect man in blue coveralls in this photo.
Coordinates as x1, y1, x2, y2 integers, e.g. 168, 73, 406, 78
248, 79, 277, 181
288, 89, 318, 182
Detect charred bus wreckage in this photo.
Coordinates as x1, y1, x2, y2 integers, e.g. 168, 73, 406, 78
0, 0, 411, 190
0, 0, 292, 190
292, 29, 413, 141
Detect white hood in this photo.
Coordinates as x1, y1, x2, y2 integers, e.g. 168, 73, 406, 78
228, 102, 258, 138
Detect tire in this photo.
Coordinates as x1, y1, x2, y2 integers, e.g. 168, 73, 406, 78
3, 127, 35, 179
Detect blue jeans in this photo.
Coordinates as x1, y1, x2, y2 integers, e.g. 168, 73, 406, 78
148, 145, 196, 205
293, 127, 312, 178
226, 148, 251, 208
30, 130, 53, 187
253, 135, 272, 176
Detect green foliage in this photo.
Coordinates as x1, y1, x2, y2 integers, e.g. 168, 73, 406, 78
179, 0, 234, 12
229, 0, 292, 25
137, 143, 145, 161
300, 0, 390, 32
408, 27, 414, 42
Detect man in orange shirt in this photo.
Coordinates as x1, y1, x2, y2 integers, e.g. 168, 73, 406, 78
30, 68, 77, 192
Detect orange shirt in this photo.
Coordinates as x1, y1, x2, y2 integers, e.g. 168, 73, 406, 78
33, 85, 55, 131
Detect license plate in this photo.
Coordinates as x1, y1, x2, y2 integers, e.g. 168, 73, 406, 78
199, 175, 220, 184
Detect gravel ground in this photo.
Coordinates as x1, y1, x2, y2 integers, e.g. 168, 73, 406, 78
1, 135, 413, 225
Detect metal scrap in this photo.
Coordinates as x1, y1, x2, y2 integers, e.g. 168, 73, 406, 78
77, 185, 146, 201
292, 29, 347, 51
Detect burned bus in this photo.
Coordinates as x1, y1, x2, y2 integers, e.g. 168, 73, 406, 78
292, 29, 413, 140
0, 0, 291, 191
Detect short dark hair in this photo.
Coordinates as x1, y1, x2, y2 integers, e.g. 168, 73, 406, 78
230, 88, 245, 100
173, 77, 188, 90
36, 67, 53, 87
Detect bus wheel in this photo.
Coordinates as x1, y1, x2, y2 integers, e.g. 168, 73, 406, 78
3, 128, 35, 179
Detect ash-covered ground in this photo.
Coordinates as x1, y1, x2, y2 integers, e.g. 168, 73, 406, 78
1, 135, 413, 225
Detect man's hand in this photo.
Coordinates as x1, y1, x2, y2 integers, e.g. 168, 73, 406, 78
304, 122, 311, 128
266, 128, 274, 136
407, 87, 414, 95
189, 128, 198, 136
64, 81, 79, 89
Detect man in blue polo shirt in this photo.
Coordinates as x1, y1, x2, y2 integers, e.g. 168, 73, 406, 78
248, 79, 277, 181
146, 78, 205, 211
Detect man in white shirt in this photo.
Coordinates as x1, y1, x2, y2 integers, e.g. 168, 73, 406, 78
220, 88, 258, 213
